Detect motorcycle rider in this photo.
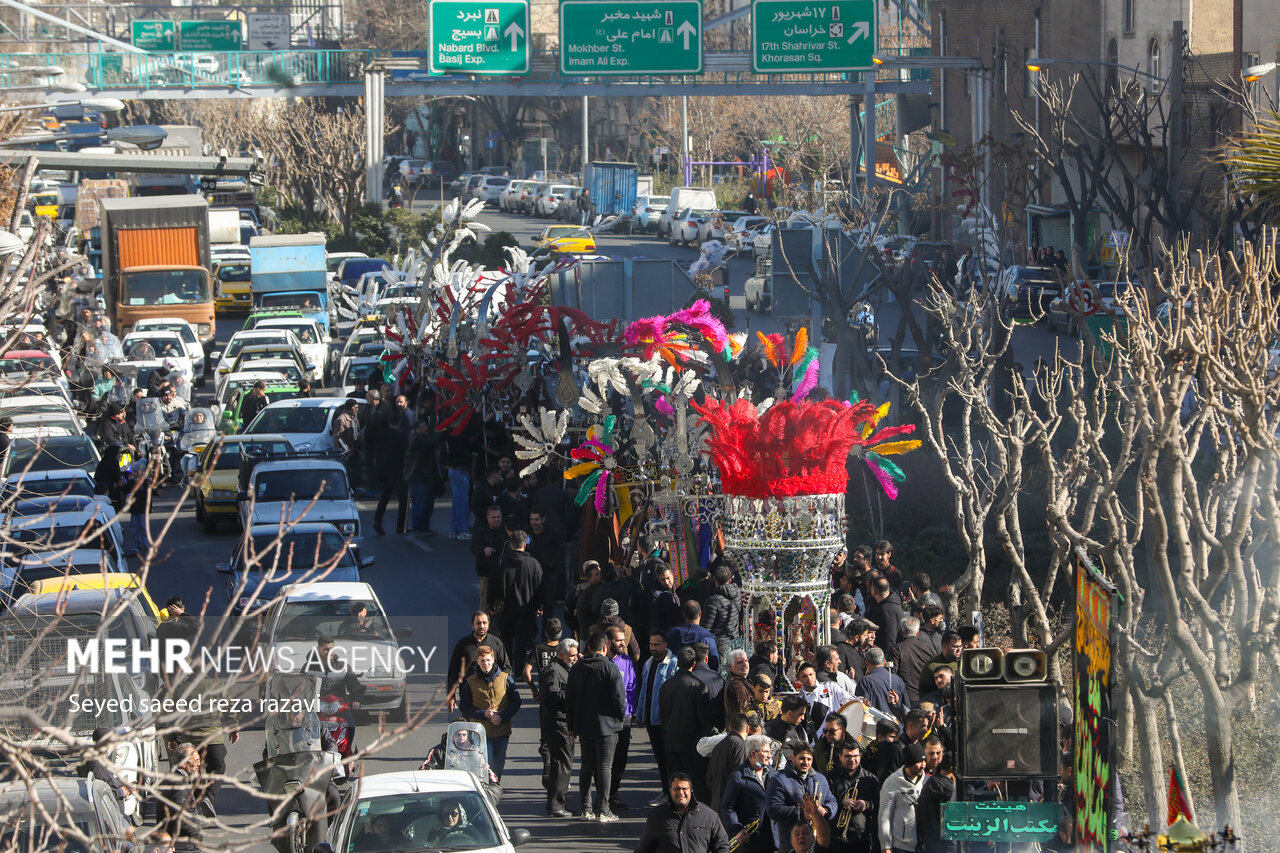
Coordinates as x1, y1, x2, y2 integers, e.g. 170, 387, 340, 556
148, 357, 179, 397
307, 635, 366, 712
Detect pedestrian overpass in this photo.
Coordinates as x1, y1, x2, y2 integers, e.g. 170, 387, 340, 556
0, 47, 930, 99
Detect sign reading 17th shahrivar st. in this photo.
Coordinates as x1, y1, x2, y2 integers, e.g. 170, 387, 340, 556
752, 0, 876, 73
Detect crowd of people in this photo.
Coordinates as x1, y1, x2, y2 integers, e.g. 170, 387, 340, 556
436, 497, 1076, 853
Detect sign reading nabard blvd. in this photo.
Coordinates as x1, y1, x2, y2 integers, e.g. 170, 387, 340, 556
429, 0, 530, 75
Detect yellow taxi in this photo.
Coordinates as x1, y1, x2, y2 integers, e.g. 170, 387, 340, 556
213, 259, 253, 314
533, 225, 597, 254
27, 573, 165, 625
188, 433, 294, 533
31, 190, 58, 220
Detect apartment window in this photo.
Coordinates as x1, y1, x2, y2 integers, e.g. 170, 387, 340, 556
1122, 0, 1135, 34
1024, 47, 1038, 97
1107, 38, 1119, 90
1148, 38, 1161, 85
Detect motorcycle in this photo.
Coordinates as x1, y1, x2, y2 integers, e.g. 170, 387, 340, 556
133, 397, 172, 483
419, 721, 502, 805
317, 693, 357, 763
254, 673, 344, 853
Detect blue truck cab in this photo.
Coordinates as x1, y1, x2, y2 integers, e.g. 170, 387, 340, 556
248, 233, 331, 339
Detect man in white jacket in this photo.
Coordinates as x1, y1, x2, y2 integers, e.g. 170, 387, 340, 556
878, 743, 927, 853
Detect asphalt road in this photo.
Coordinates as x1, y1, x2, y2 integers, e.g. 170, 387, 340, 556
135, 206, 1076, 853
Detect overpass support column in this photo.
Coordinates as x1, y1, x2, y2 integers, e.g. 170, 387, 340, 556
365, 69, 386, 204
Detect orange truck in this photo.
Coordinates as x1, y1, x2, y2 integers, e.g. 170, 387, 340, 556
100, 195, 214, 347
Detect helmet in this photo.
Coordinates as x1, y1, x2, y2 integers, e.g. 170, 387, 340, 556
162, 357, 178, 370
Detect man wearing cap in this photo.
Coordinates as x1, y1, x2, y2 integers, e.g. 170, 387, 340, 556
918, 632, 963, 700
595, 598, 641, 662
878, 744, 928, 853
240, 380, 271, 427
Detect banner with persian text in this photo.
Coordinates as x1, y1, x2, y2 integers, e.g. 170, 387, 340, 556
1074, 549, 1117, 851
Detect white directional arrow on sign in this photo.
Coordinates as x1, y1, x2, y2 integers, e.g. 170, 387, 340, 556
676, 19, 697, 49
847, 21, 869, 43
505, 21, 525, 51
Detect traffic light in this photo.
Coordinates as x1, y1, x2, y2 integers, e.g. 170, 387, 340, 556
958, 648, 1058, 780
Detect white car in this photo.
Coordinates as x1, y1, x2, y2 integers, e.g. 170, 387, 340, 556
241, 397, 360, 453
251, 317, 329, 383
0, 393, 78, 421
213, 329, 296, 387
499, 180, 528, 212
121, 331, 194, 380
472, 176, 509, 206
329, 770, 531, 851
1, 469, 96, 500
723, 215, 771, 251
7, 411, 83, 438
538, 184, 576, 217
338, 328, 389, 378
261, 581, 407, 716
751, 222, 777, 259
239, 459, 362, 538
670, 208, 713, 246
633, 195, 670, 232
0, 380, 73, 408
1, 497, 128, 576
339, 356, 386, 396
130, 317, 206, 381
698, 210, 751, 244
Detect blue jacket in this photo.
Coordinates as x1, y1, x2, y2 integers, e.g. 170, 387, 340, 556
764, 762, 839, 848
637, 651, 679, 726
856, 665, 910, 719
666, 622, 721, 669
720, 763, 774, 853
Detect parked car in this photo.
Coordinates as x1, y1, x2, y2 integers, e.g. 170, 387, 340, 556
670, 208, 714, 246
449, 172, 473, 195
499, 180, 528, 212
1001, 265, 1066, 319
537, 184, 577, 218
0, 775, 136, 847
556, 187, 582, 222
463, 174, 485, 200
399, 159, 430, 186
1047, 279, 1137, 335
472, 176, 509, 206
750, 222, 777, 259
698, 210, 751, 243
633, 195, 670, 232
744, 255, 772, 312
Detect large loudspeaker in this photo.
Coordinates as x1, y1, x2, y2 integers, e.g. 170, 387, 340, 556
960, 684, 1058, 779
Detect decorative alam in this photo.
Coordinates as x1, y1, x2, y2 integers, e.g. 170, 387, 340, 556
369, 198, 923, 673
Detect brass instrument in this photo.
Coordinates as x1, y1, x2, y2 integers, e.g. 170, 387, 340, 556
835, 798, 853, 841
728, 819, 760, 852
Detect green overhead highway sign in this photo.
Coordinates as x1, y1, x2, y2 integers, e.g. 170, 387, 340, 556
178, 20, 243, 51
559, 0, 702, 75
429, 0, 530, 75
131, 20, 176, 51
752, 0, 875, 73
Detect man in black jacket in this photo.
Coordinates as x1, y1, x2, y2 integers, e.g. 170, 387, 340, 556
445, 611, 512, 709
539, 639, 579, 817
646, 563, 681, 638
565, 631, 625, 822
658, 646, 713, 803
863, 577, 904, 657
824, 739, 880, 853
497, 530, 543, 672
636, 773, 730, 853
701, 566, 743, 662
470, 506, 507, 609
706, 712, 750, 812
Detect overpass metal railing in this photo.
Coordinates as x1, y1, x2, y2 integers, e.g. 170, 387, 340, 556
0, 48, 900, 93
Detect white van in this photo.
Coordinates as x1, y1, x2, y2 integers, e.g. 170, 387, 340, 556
658, 186, 717, 237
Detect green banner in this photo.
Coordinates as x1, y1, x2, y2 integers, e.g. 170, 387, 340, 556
178, 20, 243, 51
940, 802, 1060, 842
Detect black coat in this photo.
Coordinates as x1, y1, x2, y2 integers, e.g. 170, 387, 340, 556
647, 586, 681, 637
538, 656, 571, 728
891, 636, 937, 703
565, 653, 626, 738
403, 430, 444, 489
498, 549, 543, 615
916, 772, 958, 853
865, 591, 904, 656
720, 764, 774, 852
692, 662, 725, 730
636, 799, 730, 853
470, 523, 507, 582
702, 582, 743, 642
707, 732, 747, 812
824, 764, 880, 848
445, 633, 512, 688
658, 668, 712, 754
